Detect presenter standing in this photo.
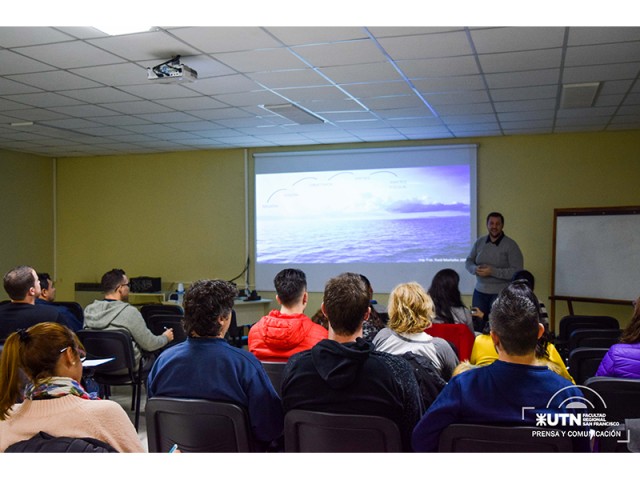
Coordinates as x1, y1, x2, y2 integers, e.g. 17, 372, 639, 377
465, 212, 523, 320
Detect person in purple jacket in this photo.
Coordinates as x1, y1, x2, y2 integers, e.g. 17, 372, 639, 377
596, 297, 640, 379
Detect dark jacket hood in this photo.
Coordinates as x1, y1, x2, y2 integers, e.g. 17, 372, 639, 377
311, 337, 373, 389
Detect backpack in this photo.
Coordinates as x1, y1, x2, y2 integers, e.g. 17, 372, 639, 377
401, 352, 446, 411
5, 431, 117, 453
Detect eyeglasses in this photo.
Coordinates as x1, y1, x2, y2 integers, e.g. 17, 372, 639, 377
59, 346, 87, 363
118, 283, 130, 289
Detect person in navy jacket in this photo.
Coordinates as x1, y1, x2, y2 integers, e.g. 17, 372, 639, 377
147, 279, 284, 450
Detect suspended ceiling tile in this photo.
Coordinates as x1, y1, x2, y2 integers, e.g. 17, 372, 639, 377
479, 49, 563, 73
320, 62, 403, 84
563, 62, 640, 83
14, 41, 125, 69
265, 26, 368, 46
413, 75, 486, 93
341, 81, 414, 99
6, 92, 85, 108
70, 63, 150, 87
396, 56, 480, 79
166, 27, 282, 53
292, 39, 387, 67
568, 27, 640, 46
248, 69, 330, 89
7, 70, 102, 91
484, 68, 560, 89
0, 27, 74, 48
470, 27, 566, 54
88, 30, 201, 61
0, 50, 55, 75
61, 87, 140, 104
377, 31, 473, 59
155, 96, 227, 110
565, 42, 640, 66
214, 49, 308, 73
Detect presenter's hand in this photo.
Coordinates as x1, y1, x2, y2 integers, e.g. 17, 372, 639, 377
163, 328, 174, 342
476, 265, 493, 277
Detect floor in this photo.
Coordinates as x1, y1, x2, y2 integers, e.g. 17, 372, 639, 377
107, 385, 149, 452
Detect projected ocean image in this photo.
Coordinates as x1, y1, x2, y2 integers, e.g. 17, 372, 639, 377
256, 165, 471, 264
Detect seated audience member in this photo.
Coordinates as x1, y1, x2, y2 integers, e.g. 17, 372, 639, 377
359, 274, 388, 342
0, 322, 144, 452
428, 268, 475, 334
0, 266, 69, 341
596, 296, 640, 378
372, 282, 459, 381
470, 325, 574, 383
248, 269, 327, 361
36, 272, 83, 331
310, 308, 328, 330
281, 273, 423, 451
511, 270, 549, 328
470, 276, 572, 381
412, 282, 588, 452
147, 279, 284, 449
83, 268, 173, 369
451, 360, 479, 377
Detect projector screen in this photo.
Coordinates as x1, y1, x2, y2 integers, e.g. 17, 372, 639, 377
254, 145, 478, 293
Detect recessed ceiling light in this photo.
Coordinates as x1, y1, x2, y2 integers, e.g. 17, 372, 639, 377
93, 26, 154, 36
10, 121, 34, 127
261, 104, 325, 125
560, 82, 601, 109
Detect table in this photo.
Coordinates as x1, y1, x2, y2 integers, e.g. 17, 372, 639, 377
233, 299, 272, 326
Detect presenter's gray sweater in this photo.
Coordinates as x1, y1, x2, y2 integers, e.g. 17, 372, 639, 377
465, 233, 523, 294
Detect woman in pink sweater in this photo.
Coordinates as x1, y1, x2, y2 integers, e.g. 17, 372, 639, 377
0, 322, 144, 452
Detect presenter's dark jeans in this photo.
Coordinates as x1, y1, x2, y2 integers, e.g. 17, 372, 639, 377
472, 290, 498, 330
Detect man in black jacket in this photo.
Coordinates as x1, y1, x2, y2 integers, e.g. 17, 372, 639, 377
281, 272, 423, 451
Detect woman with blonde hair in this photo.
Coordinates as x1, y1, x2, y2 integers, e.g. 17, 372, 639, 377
0, 322, 144, 452
372, 282, 459, 380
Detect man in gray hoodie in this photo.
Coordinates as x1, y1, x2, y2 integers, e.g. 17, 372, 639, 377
84, 269, 173, 368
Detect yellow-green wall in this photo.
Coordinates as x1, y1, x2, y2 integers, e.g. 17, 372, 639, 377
20, 129, 640, 331
0, 149, 55, 300
55, 149, 247, 299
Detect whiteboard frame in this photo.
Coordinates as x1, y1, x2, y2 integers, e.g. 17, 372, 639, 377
550, 206, 639, 328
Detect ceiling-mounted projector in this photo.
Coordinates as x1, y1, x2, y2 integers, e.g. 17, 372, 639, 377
147, 55, 197, 83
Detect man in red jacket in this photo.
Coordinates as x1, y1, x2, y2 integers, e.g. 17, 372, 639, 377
248, 268, 327, 361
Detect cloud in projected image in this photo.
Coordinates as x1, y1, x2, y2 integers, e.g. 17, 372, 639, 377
256, 165, 470, 221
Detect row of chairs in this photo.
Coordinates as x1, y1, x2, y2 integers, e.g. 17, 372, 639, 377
553, 314, 621, 384
555, 314, 621, 359
145, 398, 404, 452
77, 304, 276, 433
80, 315, 640, 451
74, 304, 185, 432
145, 394, 640, 452
77, 304, 188, 432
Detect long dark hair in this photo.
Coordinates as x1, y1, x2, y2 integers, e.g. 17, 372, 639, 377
428, 269, 465, 323
620, 297, 640, 344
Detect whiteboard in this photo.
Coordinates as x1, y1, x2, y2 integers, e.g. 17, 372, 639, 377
553, 207, 640, 302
